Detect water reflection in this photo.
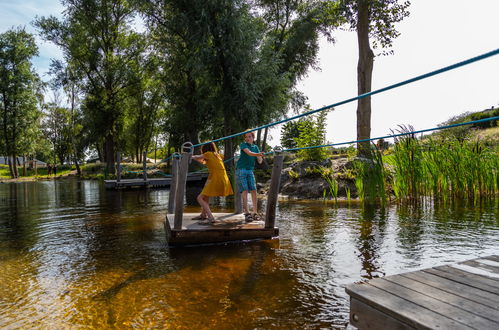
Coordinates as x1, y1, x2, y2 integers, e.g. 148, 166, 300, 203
0, 180, 498, 328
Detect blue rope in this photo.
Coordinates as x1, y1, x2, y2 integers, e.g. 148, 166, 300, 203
191, 48, 499, 149
273, 115, 499, 153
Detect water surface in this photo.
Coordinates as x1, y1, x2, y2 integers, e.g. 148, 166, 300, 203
1, 179, 498, 328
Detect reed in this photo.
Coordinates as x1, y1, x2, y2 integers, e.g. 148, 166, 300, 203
354, 145, 387, 204
387, 134, 498, 202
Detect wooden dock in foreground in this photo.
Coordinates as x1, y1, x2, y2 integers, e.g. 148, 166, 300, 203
164, 213, 279, 245
346, 255, 499, 329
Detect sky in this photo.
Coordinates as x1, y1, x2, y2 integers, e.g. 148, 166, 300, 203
1, 0, 498, 147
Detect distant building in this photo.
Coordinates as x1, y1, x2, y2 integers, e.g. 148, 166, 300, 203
0, 156, 47, 168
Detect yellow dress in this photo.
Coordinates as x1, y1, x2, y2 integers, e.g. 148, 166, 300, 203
201, 152, 234, 197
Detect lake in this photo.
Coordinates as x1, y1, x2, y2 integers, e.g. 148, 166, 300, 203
1, 179, 498, 328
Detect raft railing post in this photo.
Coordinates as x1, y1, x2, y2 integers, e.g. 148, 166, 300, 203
168, 153, 180, 214
265, 147, 283, 229
174, 143, 193, 230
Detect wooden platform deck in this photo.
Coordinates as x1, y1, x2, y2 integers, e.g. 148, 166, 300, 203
104, 173, 208, 189
164, 213, 279, 246
346, 255, 499, 329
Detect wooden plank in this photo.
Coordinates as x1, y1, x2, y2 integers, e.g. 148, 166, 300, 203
367, 278, 499, 329
432, 265, 499, 290
423, 268, 499, 295
462, 259, 499, 278
385, 275, 499, 323
483, 255, 499, 263
265, 154, 283, 229
167, 158, 179, 214
350, 297, 415, 330
174, 152, 191, 230
165, 213, 278, 245
346, 283, 470, 330
401, 271, 499, 309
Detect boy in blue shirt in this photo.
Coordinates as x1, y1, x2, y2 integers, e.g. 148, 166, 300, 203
236, 131, 265, 221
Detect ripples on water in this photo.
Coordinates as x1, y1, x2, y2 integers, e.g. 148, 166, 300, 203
0, 180, 498, 328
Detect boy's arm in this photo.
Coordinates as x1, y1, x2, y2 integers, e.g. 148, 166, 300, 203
242, 148, 264, 158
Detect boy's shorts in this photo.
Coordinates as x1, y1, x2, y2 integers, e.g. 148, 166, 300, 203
236, 169, 257, 192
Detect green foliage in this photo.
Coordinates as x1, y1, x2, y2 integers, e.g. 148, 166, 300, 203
354, 145, 387, 203
0, 27, 42, 178
320, 166, 339, 202
294, 109, 329, 161
288, 169, 299, 180
280, 121, 301, 149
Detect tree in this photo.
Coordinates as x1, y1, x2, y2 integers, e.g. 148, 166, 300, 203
35, 0, 145, 174
294, 109, 329, 161
281, 120, 301, 149
339, 0, 410, 156
140, 0, 342, 159
0, 27, 42, 178
42, 98, 73, 165
48, 60, 85, 175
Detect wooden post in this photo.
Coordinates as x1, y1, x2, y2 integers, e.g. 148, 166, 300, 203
34, 160, 37, 176
173, 151, 191, 230
168, 156, 179, 214
143, 151, 147, 182
233, 156, 242, 214
265, 152, 283, 229
116, 152, 121, 183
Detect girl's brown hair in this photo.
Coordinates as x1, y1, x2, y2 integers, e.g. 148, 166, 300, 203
201, 142, 218, 154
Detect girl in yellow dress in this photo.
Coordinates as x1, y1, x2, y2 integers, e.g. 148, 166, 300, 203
192, 142, 233, 222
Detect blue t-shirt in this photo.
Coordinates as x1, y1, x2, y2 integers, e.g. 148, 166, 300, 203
236, 142, 260, 170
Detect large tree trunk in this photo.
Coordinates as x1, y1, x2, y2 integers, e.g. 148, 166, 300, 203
356, 0, 374, 157
7, 156, 15, 178
96, 143, 103, 162
104, 134, 115, 175
74, 153, 81, 177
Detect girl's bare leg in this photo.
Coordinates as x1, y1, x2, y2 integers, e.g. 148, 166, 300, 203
197, 194, 214, 220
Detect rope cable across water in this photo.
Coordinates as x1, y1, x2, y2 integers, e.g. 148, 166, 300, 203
189, 48, 499, 149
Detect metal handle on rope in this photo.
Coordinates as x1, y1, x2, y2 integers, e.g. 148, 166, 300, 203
181, 142, 193, 163
273, 146, 283, 154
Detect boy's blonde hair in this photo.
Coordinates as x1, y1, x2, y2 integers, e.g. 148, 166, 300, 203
244, 130, 256, 139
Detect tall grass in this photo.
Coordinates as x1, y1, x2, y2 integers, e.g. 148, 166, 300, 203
386, 134, 498, 202
354, 145, 387, 204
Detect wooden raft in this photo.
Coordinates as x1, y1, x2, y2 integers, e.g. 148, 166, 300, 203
346, 255, 499, 329
164, 146, 284, 246
164, 213, 279, 245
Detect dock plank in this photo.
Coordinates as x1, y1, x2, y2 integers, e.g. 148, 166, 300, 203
384, 275, 499, 323
346, 256, 499, 329
368, 278, 499, 329
346, 282, 470, 330
401, 271, 499, 309
427, 266, 499, 292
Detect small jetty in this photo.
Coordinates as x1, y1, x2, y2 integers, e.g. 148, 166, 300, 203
346, 255, 499, 329
104, 173, 207, 189
104, 151, 208, 189
165, 143, 283, 246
